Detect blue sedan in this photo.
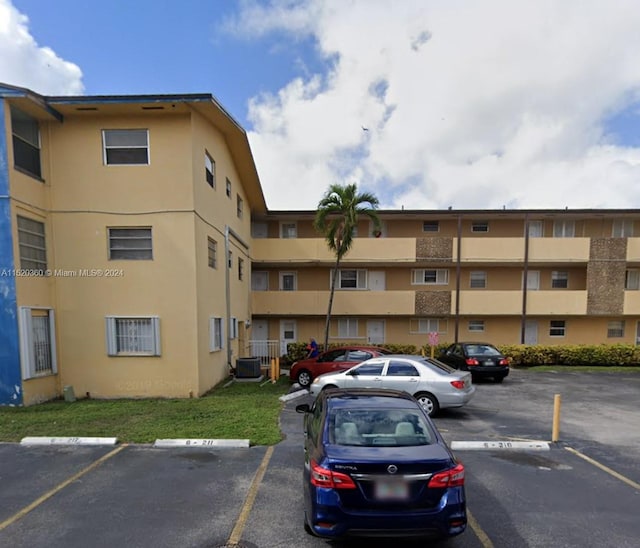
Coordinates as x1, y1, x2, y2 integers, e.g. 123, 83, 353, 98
296, 388, 467, 540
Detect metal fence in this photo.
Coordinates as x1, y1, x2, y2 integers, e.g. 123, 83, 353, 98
248, 340, 282, 367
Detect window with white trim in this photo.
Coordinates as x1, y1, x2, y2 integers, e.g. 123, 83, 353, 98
230, 317, 238, 339
280, 272, 297, 291
19, 307, 57, 378
553, 220, 575, 238
208, 237, 217, 269
468, 320, 485, 332
337, 318, 358, 338
607, 320, 625, 338
549, 320, 566, 337
106, 316, 161, 356
411, 318, 445, 334
524, 270, 540, 290
527, 220, 543, 237
238, 258, 244, 281
281, 222, 297, 239
612, 220, 633, 238
102, 129, 149, 165
252, 271, 268, 291
423, 221, 439, 232
471, 221, 489, 233
11, 106, 41, 178
237, 196, 244, 219
226, 178, 232, 198
338, 269, 367, 289
209, 317, 224, 351
228, 250, 233, 269
625, 269, 640, 290
470, 271, 487, 289
412, 269, 449, 285
108, 227, 153, 260
551, 271, 568, 289
205, 152, 215, 188
17, 215, 47, 272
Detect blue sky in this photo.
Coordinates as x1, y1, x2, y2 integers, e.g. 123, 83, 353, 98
3, 0, 640, 211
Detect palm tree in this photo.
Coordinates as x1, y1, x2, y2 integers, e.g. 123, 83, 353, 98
314, 183, 381, 352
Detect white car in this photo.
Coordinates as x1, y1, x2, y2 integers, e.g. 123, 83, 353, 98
309, 354, 476, 417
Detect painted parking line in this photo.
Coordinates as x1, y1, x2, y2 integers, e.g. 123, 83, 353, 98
467, 508, 494, 548
452, 440, 550, 451
0, 445, 127, 532
226, 445, 274, 546
565, 447, 640, 491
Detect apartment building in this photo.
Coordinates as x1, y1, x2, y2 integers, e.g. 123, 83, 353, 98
0, 83, 266, 406
250, 210, 640, 352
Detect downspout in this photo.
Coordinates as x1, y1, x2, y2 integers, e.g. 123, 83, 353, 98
225, 225, 249, 372
521, 213, 530, 344
455, 214, 462, 343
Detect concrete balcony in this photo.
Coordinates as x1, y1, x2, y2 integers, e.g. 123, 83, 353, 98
252, 290, 416, 316
251, 238, 417, 265
454, 237, 591, 263
452, 290, 588, 315
624, 291, 640, 314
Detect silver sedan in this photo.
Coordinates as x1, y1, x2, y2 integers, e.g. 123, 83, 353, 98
309, 354, 476, 417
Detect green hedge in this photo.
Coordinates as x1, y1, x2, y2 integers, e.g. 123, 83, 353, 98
283, 342, 640, 367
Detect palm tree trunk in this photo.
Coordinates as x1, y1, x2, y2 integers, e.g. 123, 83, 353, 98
323, 254, 341, 352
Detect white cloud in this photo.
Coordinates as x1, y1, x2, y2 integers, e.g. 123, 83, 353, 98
0, 0, 83, 95
234, 0, 640, 210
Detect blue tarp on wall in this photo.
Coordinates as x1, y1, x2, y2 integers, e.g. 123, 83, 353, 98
0, 99, 22, 406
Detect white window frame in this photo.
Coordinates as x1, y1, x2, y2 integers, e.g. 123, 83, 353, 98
549, 320, 566, 337
237, 196, 244, 219
524, 270, 540, 290
208, 237, 217, 269
17, 215, 47, 272
410, 318, 446, 334
625, 269, 640, 290
337, 318, 359, 338
230, 317, 238, 340
280, 271, 297, 291
102, 129, 149, 165
226, 177, 232, 198
108, 227, 153, 260
19, 307, 57, 379
551, 271, 568, 289
471, 221, 489, 233
468, 320, 485, 332
607, 320, 625, 338
280, 222, 297, 239
612, 220, 634, 238
527, 220, 543, 237
238, 258, 244, 281
205, 152, 215, 188
105, 316, 161, 356
209, 317, 224, 351
337, 269, 367, 290
412, 269, 449, 285
251, 271, 269, 291
11, 106, 41, 178
470, 271, 487, 289
553, 220, 575, 238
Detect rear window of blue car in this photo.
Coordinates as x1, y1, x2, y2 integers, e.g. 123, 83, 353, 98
328, 408, 433, 447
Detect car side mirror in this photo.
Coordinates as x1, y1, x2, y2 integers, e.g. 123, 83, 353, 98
296, 403, 311, 414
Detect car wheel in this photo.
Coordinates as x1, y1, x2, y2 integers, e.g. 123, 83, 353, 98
415, 392, 440, 417
297, 369, 312, 388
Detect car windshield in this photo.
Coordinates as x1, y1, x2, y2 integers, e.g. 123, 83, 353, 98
328, 408, 433, 447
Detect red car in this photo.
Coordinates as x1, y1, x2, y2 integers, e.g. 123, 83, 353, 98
290, 346, 392, 388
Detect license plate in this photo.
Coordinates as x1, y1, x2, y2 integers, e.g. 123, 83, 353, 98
374, 479, 409, 500
483, 360, 494, 366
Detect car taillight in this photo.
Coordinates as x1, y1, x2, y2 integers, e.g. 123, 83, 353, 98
499, 359, 510, 366
428, 463, 465, 488
310, 460, 357, 489
465, 358, 479, 366
450, 380, 465, 390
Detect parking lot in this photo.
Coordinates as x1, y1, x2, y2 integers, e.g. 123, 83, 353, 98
1, 369, 639, 547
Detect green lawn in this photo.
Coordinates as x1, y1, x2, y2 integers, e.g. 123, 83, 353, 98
0, 377, 291, 445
